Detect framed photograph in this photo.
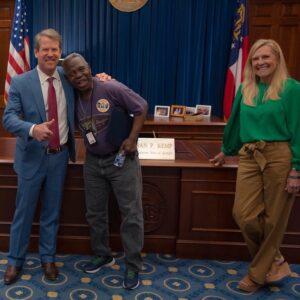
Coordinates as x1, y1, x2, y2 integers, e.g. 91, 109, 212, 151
170, 105, 186, 117
195, 105, 212, 118
154, 105, 170, 118
185, 106, 196, 115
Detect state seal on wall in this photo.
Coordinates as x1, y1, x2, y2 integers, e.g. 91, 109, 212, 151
109, 0, 149, 12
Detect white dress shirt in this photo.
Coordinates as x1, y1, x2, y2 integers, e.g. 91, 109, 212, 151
30, 66, 69, 145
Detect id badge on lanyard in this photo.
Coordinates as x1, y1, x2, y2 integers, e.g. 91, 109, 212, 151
82, 117, 97, 145
79, 90, 97, 146
85, 130, 96, 145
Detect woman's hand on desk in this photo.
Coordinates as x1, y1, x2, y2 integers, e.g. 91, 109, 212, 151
286, 169, 300, 194
209, 152, 226, 167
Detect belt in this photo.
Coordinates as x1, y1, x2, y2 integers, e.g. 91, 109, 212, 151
88, 150, 118, 159
46, 143, 68, 154
243, 141, 267, 171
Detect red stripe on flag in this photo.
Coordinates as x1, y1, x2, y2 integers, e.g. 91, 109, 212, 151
223, 70, 236, 121
4, 0, 30, 104
24, 37, 30, 70
241, 36, 249, 81
19, 49, 30, 71
8, 53, 25, 75
223, 0, 249, 120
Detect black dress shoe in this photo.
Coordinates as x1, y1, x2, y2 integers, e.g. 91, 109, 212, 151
42, 262, 59, 281
4, 265, 21, 285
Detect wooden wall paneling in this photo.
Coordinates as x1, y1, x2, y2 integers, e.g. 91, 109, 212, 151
276, 193, 300, 263
142, 117, 226, 140
249, 0, 300, 80
0, 138, 181, 255
0, 162, 17, 250
277, 1, 300, 80
175, 167, 251, 261
0, 166, 182, 255
140, 167, 181, 253
1, 137, 300, 262
176, 165, 300, 263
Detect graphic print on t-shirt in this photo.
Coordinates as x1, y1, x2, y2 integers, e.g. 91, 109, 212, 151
96, 98, 110, 113
78, 114, 110, 136
77, 96, 111, 136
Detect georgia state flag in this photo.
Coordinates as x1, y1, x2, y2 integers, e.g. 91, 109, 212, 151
223, 0, 249, 120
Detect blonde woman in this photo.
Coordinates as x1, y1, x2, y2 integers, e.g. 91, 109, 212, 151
210, 39, 300, 292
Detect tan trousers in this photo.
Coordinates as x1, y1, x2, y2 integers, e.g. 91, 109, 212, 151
233, 141, 294, 284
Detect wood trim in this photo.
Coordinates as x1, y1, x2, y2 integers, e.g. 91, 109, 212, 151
0, 137, 300, 262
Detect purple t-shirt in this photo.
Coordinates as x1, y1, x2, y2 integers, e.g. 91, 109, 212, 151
76, 78, 147, 155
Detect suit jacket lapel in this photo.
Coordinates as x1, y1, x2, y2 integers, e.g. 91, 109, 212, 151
29, 68, 47, 122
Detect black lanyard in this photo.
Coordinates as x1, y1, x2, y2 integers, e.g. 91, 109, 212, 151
78, 87, 94, 132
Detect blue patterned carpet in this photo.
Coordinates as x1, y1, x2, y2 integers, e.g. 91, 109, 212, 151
0, 252, 300, 299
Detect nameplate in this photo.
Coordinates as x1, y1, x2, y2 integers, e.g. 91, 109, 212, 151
137, 138, 175, 160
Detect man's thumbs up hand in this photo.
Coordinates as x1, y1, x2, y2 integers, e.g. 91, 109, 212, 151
32, 119, 54, 141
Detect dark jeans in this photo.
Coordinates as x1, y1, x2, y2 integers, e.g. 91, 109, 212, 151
83, 151, 144, 271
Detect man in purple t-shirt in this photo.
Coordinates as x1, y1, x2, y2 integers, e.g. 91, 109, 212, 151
62, 53, 147, 290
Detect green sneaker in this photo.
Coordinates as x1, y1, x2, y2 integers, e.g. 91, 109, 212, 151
83, 256, 115, 273
123, 269, 139, 290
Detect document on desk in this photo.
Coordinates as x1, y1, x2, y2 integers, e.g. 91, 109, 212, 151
137, 138, 175, 160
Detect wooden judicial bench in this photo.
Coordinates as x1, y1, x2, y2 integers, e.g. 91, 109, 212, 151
0, 118, 300, 263
142, 116, 226, 140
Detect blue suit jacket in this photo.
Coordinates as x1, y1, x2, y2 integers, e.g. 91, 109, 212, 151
3, 67, 76, 179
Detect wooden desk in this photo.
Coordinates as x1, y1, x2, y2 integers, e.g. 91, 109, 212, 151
0, 137, 299, 262
141, 116, 226, 140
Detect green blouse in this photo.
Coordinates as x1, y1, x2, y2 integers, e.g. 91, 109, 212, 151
222, 78, 300, 170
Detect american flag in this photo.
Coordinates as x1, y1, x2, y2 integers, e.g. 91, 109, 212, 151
223, 0, 249, 120
4, 0, 30, 103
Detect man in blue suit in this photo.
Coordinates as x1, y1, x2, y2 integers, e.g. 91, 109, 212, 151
2, 28, 76, 284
